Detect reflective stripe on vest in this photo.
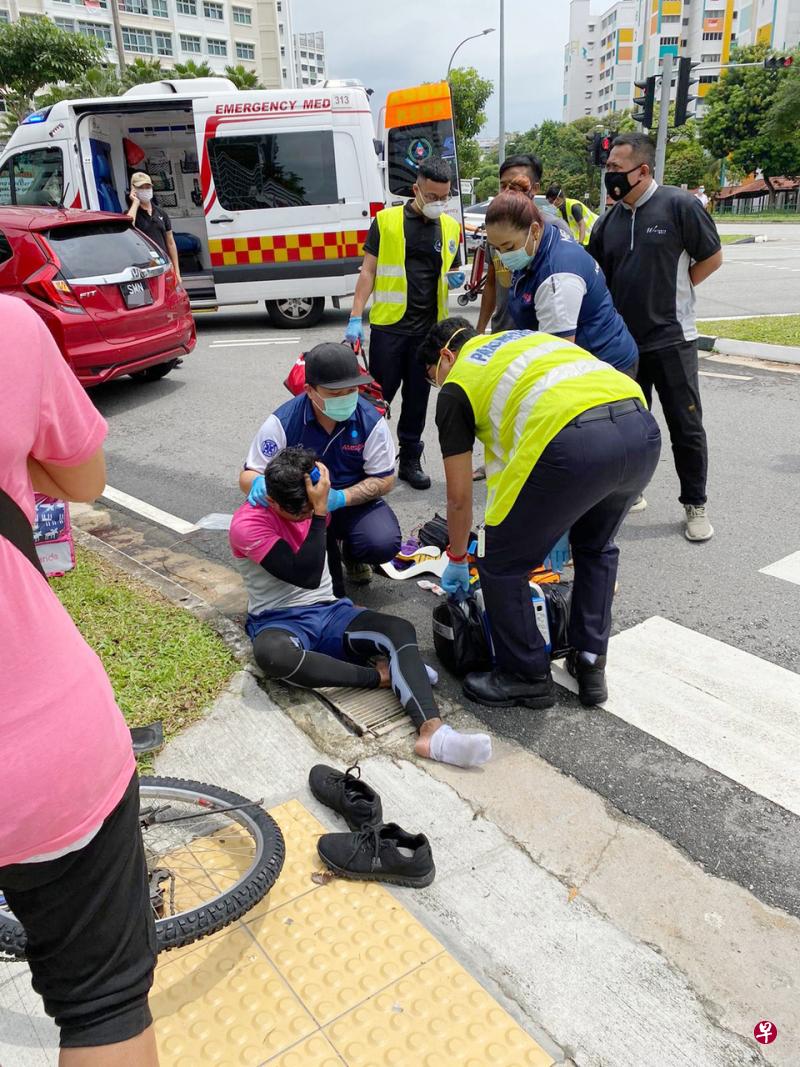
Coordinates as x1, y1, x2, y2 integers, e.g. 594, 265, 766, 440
565, 198, 598, 246
370, 205, 461, 327
448, 331, 646, 526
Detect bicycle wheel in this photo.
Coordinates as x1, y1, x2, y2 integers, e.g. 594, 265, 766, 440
0, 777, 285, 959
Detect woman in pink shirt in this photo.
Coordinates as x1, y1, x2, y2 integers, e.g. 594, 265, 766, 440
0, 297, 159, 1066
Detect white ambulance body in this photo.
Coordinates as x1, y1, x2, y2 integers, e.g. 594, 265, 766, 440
0, 78, 391, 326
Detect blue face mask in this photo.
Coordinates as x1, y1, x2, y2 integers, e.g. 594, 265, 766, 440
313, 388, 358, 422
498, 228, 537, 271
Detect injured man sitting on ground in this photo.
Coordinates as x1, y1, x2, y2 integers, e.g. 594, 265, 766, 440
229, 445, 491, 769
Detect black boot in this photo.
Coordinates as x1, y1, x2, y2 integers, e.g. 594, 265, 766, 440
398, 443, 431, 490
566, 651, 608, 707
462, 668, 554, 710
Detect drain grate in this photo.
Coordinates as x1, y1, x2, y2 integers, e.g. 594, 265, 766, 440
316, 687, 415, 738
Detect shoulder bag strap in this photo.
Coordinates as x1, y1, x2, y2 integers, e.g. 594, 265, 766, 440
0, 486, 48, 581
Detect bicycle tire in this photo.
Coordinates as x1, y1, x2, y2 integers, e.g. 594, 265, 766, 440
0, 777, 285, 960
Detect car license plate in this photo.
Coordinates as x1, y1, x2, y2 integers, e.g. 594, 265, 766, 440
120, 279, 153, 308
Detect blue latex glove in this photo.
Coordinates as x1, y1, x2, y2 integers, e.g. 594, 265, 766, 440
327, 488, 346, 512
446, 271, 466, 290
441, 560, 470, 596
247, 475, 268, 507
344, 315, 364, 343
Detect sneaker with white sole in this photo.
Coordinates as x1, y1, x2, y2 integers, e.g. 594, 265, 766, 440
629, 494, 647, 513
684, 504, 713, 542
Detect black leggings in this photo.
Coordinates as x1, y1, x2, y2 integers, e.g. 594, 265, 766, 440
252, 610, 438, 730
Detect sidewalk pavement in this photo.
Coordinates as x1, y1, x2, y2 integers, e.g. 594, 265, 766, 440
3, 665, 795, 1067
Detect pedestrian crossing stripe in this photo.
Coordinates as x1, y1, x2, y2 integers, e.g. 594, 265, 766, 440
209, 230, 369, 267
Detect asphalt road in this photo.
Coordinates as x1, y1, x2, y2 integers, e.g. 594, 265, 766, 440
88, 221, 800, 913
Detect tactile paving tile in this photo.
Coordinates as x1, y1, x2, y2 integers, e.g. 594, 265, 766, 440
245, 799, 331, 919
247, 878, 443, 1026
151, 925, 316, 1065
267, 1032, 344, 1066
325, 953, 554, 1067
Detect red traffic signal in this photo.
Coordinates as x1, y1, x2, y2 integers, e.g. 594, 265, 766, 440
765, 54, 794, 69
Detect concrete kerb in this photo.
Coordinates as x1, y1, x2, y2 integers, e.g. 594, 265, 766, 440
698, 336, 800, 365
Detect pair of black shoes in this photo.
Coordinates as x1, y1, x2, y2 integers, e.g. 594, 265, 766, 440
462, 652, 607, 709
309, 764, 435, 888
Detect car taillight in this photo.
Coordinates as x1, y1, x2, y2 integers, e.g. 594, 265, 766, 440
24, 262, 84, 314
369, 201, 384, 217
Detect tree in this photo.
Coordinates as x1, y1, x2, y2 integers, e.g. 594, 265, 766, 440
0, 18, 103, 128
448, 65, 493, 180
121, 58, 165, 89
224, 64, 263, 90
172, 59, 214, 79
701, 44, 800, 206
663, 138, 707, 188
38, 66, 124, 109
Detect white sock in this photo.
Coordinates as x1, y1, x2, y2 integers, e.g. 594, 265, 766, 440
425, 663, 439, 687
428, 724, 492, 768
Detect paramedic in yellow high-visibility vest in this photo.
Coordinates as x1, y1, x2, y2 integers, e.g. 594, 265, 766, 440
419, 319, 661, 711
346, 157, 464, 491
545, 185, 598, 246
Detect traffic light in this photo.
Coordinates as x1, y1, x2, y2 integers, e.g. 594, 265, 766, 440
632, 75, 656, 128
587, 132, 601, 166
594, 133, 613, 167
764, 54, 794, 70
674, 57, 699, 127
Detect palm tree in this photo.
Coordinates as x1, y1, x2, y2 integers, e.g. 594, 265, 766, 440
172, 60, 214, 79
224, 64, 263, 90
122, 58, 165, 89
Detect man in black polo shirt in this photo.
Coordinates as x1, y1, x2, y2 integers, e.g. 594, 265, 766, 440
589, 133, 722, 542
126, 171, 182, 285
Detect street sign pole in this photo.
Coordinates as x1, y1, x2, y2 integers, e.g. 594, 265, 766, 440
600, 165, 607, 213
654, 53, 673, 183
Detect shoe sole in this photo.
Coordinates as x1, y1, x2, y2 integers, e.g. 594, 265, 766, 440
629, 499, 647, 513
463, 690, 554, 710
308, 779, 379, 833
317, 848, 436, 888
684, 526, 714, 542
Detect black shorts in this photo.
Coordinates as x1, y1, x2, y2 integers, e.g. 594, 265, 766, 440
0, 773, 157, 1048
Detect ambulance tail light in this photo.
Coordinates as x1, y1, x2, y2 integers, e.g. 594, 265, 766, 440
369, 202, 383, 217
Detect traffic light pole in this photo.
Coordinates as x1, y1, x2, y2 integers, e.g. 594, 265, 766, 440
654, 52, 673, 184
600, 165, 607, 213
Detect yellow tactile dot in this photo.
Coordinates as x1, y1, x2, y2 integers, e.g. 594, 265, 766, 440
246, 799, 330, 918
152, 925, 316, 1064
247, 879, 442, 1025
325, 953, 554, 1067
267, 1032, 344, 1065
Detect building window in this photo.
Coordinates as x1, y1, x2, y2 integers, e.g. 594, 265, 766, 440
152, 0, 168, 17
0, 10, 9, 22
209, 131, 338, 212
699, 74, 720, 84
155, 30, 172, 55
660, 36, 679, 45
316, 53, 322, 62
54, 16, 75, 30
79, 21, 113, 46
702, 32, 723, 40
301, 63, 308, 71
682, 17, 689, 24
122, 26, 153, 53
235, 41, 254, 60
280, 45, 285, 55
662, 14, 680, 22
701, 53, 721, 62
180, 32, 201, 51
705, 8, 725, 17
177, 0, 196, 13
282, 67, 287, 78
203, 0, 223, 18
120, 0, 148, 13
206, 37, 227, 55
232, 5, 251, 23
300, 50, 307, 57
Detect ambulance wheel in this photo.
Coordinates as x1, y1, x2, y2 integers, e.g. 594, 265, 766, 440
266, 297, 324, 329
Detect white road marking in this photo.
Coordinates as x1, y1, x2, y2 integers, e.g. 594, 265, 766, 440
760, 550, 800, 587
102, 486, 198, 535
552, 616, 800, 816
210, 338, 299, 348
698, 370, 752, 380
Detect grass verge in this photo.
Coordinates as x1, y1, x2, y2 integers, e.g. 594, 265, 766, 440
54, 547, 238, 752
719, 234, 750, 244
697, 315, 800, 347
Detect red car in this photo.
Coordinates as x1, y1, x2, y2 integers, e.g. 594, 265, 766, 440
0, 207, 195, 386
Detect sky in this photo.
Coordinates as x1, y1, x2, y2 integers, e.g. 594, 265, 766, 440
291, 0, 571, 138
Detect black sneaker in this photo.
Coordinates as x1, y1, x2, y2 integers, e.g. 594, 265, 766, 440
398, 447, 431, 491
308, 763, 383, 830
317, 823, 435, 888
462, 668, 554, 709
566, 651, 608, 707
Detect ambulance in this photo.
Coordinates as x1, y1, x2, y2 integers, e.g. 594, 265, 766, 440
0, 77, 460, 327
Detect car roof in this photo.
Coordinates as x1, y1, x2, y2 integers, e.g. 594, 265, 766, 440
0, 206, 129, 232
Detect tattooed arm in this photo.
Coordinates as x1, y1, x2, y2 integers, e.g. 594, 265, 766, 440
343, 474, 395, 507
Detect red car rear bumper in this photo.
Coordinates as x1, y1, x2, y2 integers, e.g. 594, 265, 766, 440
79, 338, 196, 386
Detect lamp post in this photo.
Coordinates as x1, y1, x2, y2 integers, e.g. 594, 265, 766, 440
447, 28, 495, 79
498, 0, 505, 164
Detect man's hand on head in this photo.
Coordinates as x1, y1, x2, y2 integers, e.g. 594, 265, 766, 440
306, 461, 331, 516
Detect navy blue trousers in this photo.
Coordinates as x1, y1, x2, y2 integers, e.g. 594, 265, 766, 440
327, 498, 401, 596
478, 400, 661, 678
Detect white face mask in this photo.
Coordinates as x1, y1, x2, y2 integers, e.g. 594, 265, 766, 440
136, 188, 153, 203
421, 201, 446, 220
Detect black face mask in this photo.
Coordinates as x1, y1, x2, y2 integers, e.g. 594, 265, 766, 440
605, 165, 643, 202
